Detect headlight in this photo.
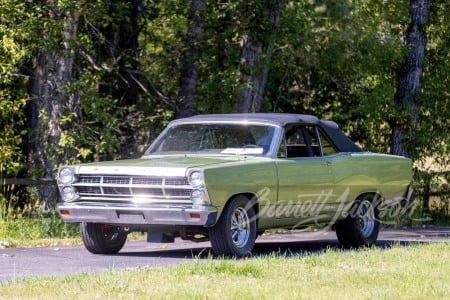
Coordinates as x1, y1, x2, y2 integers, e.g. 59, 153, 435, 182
188, 170, 204, 187
61, 186, 77, 202
191, 189, 209, 206
59, 167, 75, 184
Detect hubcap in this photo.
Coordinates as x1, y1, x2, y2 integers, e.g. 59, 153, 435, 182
358, 200, 376, 238
230, 207, 250, 248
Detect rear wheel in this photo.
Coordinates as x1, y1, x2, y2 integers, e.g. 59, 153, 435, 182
209, 195, 256, 257
336, 195, 380, 249
80, 223, 127, 254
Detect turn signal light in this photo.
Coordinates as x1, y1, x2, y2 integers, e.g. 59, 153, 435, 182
190, 213, 201, 219
60, 210, 71, 217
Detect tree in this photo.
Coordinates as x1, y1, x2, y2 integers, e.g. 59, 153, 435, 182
1, 0, 449, 211
418, 0, 450, 166
96, 0, 144, 157
390, 0, 431, 157
175, 0, 206, 118
235, 0, 282, 113
27, 2, 80, 206
0, 0, 35, 179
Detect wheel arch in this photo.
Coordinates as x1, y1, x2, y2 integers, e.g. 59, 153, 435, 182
220, 192, 260, 227
334, 191, 383, 227
335, 191, 382, 248
209, 192, 258, 257
354, 191, 384, 205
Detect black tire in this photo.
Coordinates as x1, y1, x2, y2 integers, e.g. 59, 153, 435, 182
336, 195, 380, 249
80, 223, 127, 254
209, 195, 257, 257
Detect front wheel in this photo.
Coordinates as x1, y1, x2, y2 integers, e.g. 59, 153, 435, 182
80, 223, 127, 254
209, 196, 257, 257
336, 195, 380, 249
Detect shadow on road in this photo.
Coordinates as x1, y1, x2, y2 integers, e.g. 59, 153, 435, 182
111, 238, 434, 260
2, 228, 447, 282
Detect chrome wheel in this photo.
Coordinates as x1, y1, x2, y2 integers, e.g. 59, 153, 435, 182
231, 207, 251, 249
358, 200, 376, 238
336, 195, 380, 249
209, 195, 257, 257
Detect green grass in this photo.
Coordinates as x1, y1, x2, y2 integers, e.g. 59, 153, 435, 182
0, 214, 146, 248
0, 211, 80, 248
1, 242, 449, 299
1, 189, 81, 248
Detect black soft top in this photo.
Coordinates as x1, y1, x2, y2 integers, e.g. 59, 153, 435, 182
171, 113, 363, 152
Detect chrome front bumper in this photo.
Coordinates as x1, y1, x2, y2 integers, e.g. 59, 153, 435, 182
56, 202, 218, 226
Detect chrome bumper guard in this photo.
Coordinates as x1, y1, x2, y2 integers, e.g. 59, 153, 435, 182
56, 202, 218, 226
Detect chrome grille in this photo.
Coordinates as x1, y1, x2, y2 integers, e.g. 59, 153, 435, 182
103, 186, 131, 195
165, 189, 192, 197
103, 176, 130, 184
132, 188, 164, 196
132, 177, 163, 185
165, 178, 189, 186
77, 186, 101, 194
78, 175, 101, 184
73, 174, 192, 203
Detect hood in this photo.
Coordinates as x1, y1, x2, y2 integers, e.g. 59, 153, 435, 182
75, 155, 245, 177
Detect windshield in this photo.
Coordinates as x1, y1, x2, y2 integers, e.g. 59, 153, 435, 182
145, 123, 277, 156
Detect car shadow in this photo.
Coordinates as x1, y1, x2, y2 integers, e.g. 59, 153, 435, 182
112, 238, 432, 260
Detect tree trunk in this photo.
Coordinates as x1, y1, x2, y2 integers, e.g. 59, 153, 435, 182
175, 0, 206, 119
27, 9, 79, 206
235, 37, 266, 113
390, 0, 431, 157
235, 0, 281, 113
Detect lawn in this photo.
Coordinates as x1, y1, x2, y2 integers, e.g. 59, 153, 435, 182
1, 241, 449, 299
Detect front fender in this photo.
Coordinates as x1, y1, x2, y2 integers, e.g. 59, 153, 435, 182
203, 160, 278, 220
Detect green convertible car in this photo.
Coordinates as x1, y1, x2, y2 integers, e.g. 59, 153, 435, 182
56, 113, 413, 257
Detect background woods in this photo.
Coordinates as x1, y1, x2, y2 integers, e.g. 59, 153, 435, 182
0, 0, 449, 216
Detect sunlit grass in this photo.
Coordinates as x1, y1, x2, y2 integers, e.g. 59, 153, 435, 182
0, 212, 80, 248
1, 242, 449, 299
0, 218, 147, 248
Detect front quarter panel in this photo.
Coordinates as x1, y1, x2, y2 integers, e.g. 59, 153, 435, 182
202, 158, 278, 225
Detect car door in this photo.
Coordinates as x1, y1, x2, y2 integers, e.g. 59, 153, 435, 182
274, 124, 336, 227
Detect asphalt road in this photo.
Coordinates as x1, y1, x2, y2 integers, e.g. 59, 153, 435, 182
1, 227, 449, 282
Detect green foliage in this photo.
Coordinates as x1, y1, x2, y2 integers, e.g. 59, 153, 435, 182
58, 73, 163, 163
0, 94, 26, 176
0, 187, 79, 247
267, 0, 410, 152
0, 1, 36, 209
140, 0, 188, 101
415, 0, 450, 166
0, 0, 36, 79
0, 210, 79, 244
0, 0, 36, 177
0, 0, 449, 218
413, 169, 450, 225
